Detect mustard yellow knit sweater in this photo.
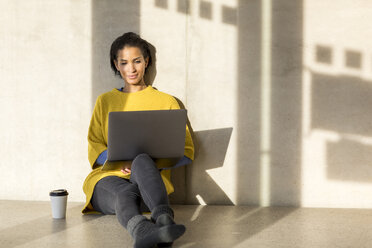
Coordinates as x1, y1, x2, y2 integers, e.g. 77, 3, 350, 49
82, 86, 194, 213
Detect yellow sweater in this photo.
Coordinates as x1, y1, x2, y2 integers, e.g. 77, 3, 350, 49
82, 86, 194, 213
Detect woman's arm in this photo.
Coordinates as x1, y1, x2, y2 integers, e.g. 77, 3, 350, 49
88, 96, 107, 168
173, 156, 192, 168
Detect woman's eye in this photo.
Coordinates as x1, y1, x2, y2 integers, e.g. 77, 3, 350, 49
121, 62, 127, 65
135, 60, 141, 64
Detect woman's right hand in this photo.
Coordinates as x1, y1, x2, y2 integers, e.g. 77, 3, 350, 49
121, 161, 132, 175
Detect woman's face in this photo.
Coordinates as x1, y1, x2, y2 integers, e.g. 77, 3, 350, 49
115, 46, 149, 85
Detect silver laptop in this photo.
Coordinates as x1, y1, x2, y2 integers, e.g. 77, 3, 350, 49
101, 109, 187, 171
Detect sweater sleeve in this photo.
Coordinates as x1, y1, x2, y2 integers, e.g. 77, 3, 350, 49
87, 96, 107, 168
96, 150, 108, 165
170, 97, 195, 161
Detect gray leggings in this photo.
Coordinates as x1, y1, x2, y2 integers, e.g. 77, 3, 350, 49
91, 153, 170, 229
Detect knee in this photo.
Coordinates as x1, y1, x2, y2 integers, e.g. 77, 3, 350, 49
132, 153, 156, 171
133, 153, 152, 163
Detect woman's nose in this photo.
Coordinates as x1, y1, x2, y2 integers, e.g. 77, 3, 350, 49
127, 63, 136, 72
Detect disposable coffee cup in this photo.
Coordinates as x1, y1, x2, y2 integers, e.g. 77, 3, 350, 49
49, 189, 68, 219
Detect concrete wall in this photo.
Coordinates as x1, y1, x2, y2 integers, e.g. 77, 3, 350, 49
301, 0, 372, 208
1, 0, 372, 208
0, 0, 92, 201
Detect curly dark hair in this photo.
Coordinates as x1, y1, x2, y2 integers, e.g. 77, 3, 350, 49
109, 32, 152, 77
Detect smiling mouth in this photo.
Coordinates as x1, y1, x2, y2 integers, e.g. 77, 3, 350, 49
128, 75, 137, 79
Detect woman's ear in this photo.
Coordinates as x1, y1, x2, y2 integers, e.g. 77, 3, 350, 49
114, 60, 120, 71
145, 57, 149, 68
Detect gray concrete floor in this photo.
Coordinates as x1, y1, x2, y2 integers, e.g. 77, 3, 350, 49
1, 200, 372, 248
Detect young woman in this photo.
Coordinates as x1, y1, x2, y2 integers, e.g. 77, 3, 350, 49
82, 32, 194, 248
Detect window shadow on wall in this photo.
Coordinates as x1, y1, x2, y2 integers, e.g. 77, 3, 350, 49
311, 70, 372, 183
170, 98, 234, 205
269, 0, 303, 206
312, 73, 372, 136
237, 0, 303, 206
236, 0, 262, 205
185, 128, 234, 205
